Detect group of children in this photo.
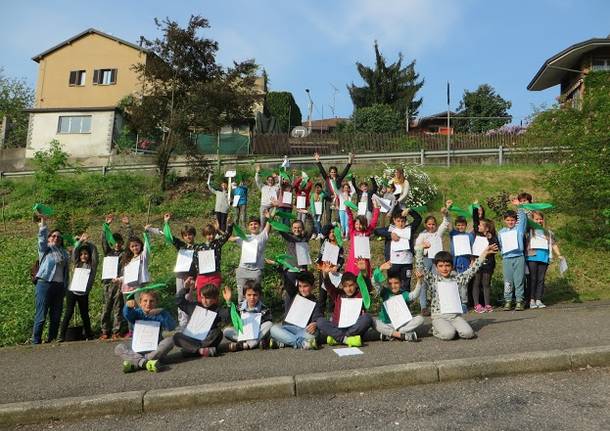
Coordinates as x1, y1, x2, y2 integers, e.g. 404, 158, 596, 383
31, 154, 564, 374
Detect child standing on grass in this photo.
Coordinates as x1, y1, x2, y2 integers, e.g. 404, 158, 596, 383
59, 233, 98, 341
472, 218, 499, 313
207, 173, 230, 232
233, 178, 249, 227
498, 200, 528, 311
100, 214, 132, 340
526, 211, 563, 309
114, 291, 175, 373
338, 182, 356, 238
309, 183, 327, 239
314, 151, 353, 225
415, 243, 497, 341
293, 172, 313, 224
255, 166, 279, 227
345, 200, 381, 278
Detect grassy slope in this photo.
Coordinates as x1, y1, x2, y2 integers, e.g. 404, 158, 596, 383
0, 164, 607, 346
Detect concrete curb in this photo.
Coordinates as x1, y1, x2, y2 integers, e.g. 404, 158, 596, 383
2, 345, 609, 426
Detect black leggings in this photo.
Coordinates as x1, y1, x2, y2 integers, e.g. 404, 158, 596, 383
215, 211, 228, 232
173, 328, 222, 353
528, 261, 548, 301
60, 292, 93, 339
472, 271, 492, 306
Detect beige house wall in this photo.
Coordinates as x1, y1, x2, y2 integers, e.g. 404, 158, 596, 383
34, 33, 146, 108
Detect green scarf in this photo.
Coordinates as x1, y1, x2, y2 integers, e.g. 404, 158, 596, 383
126, 282, 166, 300
163, 222, 173, 245
33, 203, 54, 216
333, 225, 344, 247
233, 225, 248, 240
448, 204, 471, 219
357, 273, 371, 310
229, 302, 244, 334
373, 267, 386, 283
143, 232, 152, 255
519, 203, 554, 210
102, 223, 117, 247
269, 220, 291, 233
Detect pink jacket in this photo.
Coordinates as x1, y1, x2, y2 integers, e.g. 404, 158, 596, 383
345, 207, 380, 277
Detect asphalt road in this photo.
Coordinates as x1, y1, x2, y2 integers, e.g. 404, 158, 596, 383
12, 367, 610, 431
1, 302, 609, 404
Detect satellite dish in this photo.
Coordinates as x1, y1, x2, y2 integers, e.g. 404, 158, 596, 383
291, 126, 310, 138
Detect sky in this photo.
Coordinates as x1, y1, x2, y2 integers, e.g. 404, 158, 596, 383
1, 0, 609, 125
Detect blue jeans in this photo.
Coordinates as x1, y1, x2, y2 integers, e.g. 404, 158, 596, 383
32, 280, 65, 344
316, 314, 373, 341
503, 255, 525, 302
339, 210, 348, 237
270, 323, 316, 348
313, 215, 322, 235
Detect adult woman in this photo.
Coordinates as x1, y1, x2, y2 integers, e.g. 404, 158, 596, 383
314, 152, 354, 225
32, 215, 70, 344
392, 167, 410, 209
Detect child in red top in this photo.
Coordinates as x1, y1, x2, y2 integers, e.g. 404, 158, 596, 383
345, 199, 380, 277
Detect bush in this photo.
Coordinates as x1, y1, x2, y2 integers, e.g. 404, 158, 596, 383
375, 162, 437, 207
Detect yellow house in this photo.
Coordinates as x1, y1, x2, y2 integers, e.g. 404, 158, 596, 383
26, 28, 148, 158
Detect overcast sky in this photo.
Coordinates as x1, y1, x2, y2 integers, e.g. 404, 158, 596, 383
2, 0, 609, 123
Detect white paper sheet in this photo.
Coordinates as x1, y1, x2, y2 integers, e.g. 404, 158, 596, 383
384, 294, 413, 330
372, 195, 392, 213
437, 281, 463, 314
284, 295, 316, 328
101, 256, 119, 280
132, 320, 160, 352
452, 235, 472, 256
500, 230, 519, 253
282, 191, 293, 205
390, 250, 409, 264
338, 297, 363, 328
353, 236, 371, 259
390, 227, 411, 252
426, 236, 444, 259
530, 230, 549, 250
174, 249, 194, 273
321, 242, 340, 265
314, 201, 323, 215
225, 170, 236, 178
559, 257, 568, 276
198, 249, 216, 274
295, 242, 312, 266
358, 201, 368, 215
232, 194, 240, 207
471, 236, 489, 257
328, 271, 343, 287
339, 196, 346, 211
123, 259, 141, 286
240, 239, 258, 264
394, 183, 403, 194
237, 312, 262, 341
69, 267, 91, 293
333, 347, 364, 357
183, 306, 217, 341
296, 196, 306, 209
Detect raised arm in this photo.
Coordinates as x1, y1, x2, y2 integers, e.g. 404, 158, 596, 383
207, 174, 218, 194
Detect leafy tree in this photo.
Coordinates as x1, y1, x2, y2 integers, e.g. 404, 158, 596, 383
265, 91, 302, 133
122, 15, 261, 190
351, 103, 402, 133
455, 84, 511, 133
0, 69, 34, 148
347, 41, 423, 127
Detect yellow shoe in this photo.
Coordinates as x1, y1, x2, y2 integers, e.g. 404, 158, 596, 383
345, 335, 362, 347
326, 336, 339, 346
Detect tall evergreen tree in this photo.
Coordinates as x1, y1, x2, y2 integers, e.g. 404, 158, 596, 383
455, 84, 512, 133
347, 41, 424, 123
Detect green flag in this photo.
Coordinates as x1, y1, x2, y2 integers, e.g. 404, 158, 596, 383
357, 273, 371, 310
126, 282, 166, 300
279, 167, 290, 181
448, 204, 470, 219
300, 172, 309, 189
143, 232, 151, 255
63, 233, 76, 247
527, 218, 545, 231
410, 205, 428, 213
269, 220, 291, 233
519, 203, 554, 210
275, 209, 296, 220
275, 254, 300, 272
467, 203, 481, 215
233, 224, 248, 240
162, 222, 174, 245
333, 225, 344, 247
33, 203, 54, 217
344, 201, 358, 212
229, 302, 244, 334
373, 267, 386, 283
102, 223, 117, 247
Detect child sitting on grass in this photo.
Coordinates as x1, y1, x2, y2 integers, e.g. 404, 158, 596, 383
372, 261, 424, 342
415, 242, 497, 341
114, 290, 175, 373
317, 260, 373, 348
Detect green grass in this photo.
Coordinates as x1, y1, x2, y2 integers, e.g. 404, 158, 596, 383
0, 164, 607, 346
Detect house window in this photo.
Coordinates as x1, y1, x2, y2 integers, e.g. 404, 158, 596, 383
68, 70, 86, 86
93, 68, 117, 85
592, 58, 610, 71
57, 116, 92, 134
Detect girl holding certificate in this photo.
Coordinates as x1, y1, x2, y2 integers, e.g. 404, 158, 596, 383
471, 218, 499, 313
344, 199, 381, 278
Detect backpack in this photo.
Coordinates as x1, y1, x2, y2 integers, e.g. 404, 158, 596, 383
31, 250, 50, 285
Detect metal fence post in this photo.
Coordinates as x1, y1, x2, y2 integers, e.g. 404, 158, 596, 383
420, 148, 425, 165
498, 145, 503, 165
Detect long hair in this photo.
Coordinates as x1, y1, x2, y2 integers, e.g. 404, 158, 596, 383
480, 218, 497, 237
121, 236, 144, 267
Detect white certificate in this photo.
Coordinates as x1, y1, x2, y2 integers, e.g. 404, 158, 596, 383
284, 295, 316, 328
183, 306, 217, 341
471, 236, 489, 257
232, 194, 240, 207
174, 249, 194, 273
69, 267, 91, 293
132, 320, 160, 352
295, 242, 312, 266
101, 256, 119, 280
123, 259, 141, 286
314, 201, 323, 215
338, 297, 363, 328
198, 249, 216, 274
384, 294, 413, 330
339, 196, 346, 211
373, 195, 392, 213
353, 236, 371, 259
237, 312, 262, 341
453, 235, 472, 256
282, 191, 293, 205
426, 236, 444, 259
390, 227, 411, 252
437, 281, 463, 314
296, 196, 306, 209
358, 201, 368, 215
530, 230, 548, 250
240, 239, 258, 264
321, 242, 340, 265
390, 250, 409, 264
500, 230, 519, 253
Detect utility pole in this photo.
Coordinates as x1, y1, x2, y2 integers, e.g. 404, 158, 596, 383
330, 83, 339, 118
305, 89, 313, 133
446, 81, 451, 167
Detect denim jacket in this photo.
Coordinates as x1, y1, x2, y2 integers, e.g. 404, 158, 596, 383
35, 225, 70, 284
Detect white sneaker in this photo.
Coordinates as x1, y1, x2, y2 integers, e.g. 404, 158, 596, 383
536, 300, 546, 308
530, 300, 537, 309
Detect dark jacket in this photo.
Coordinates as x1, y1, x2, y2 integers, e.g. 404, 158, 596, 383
176, 287, 230, 330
